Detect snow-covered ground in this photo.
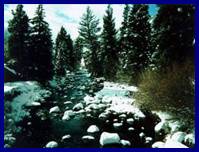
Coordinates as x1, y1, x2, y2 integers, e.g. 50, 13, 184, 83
4, 81, 52, 122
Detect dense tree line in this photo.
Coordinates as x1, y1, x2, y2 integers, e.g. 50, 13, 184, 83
5, 4, 194, 83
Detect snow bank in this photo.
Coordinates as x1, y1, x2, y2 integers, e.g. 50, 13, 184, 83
103, 82, 138, 92
4, 81, 51, 122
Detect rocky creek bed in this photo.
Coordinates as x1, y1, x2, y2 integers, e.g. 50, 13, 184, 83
4, 70, 195, 148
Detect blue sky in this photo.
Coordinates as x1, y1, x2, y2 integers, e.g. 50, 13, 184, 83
4, 4, 158, 40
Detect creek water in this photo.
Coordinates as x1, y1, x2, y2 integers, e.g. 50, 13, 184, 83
12, 70, 157, 148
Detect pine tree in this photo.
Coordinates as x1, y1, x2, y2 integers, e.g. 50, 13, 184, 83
30, 5, 53, 81
152, 5, 195, 68
127, 4, 151, 79
101, 5, 118, 80
7, 4, 30, 77
54, 27, 68, 76
78, 6, 103, 77
74, 37, 83, 68
4, 30, 9, 62
118, 4, 130, 73
66, 34, 75, 70
55, 27, 75, 75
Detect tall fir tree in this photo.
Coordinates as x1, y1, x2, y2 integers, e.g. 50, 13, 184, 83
54, 27, 68, 76
127, 4, 151, 80
7, 4, 30, 78
66, 34, 75, 70
152, 5, 195, 69
74, 37, 84, 68
30, 5, 53, 81
101, 5, 118, 80
55, 27, 75, 76
78, 6, 103, 77
119, 4, 130, 70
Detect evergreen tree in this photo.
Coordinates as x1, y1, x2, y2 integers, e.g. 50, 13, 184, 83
101, 5, 118, 80
7, 4, 30, 77
78, 6, 103, 77
54, 27, 68, 76
66, 34, 75, 70
55, 27, 75, 75
74, 37, 84, 68
119, 5, 130, 69
152, 5, 195, 68
127, 4, 151, 79
4, 30, 9, 62
30, 5, 53, 81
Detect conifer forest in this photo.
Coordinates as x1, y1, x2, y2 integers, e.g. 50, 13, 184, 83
4, 4, 195, 148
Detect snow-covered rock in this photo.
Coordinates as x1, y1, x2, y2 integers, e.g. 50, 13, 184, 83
139, 132, 145, 139
152, 141, 165, 148
73, 103, 84, 111
184, 133, 195, 146
120, 139, 131, 147
26, 101, 41, 107
62, 110, 74, 120
64, 101, 73, 105
82, 135, 95, 143
155, 121, 170, 134
126, 118, 134, 125
119, 114, 127, 119
4, 134, 16, 146
84, 95, 95, 105
164, 139, 188, 148
99, 132, 120, 146
98, 112, 109, 120
113, 122, 123, 130
87, 125, 100, 133
45, 141, 58, 148
61, 134, 71, 141
75, 109, 85, 115
4, 85, 18, 97
128, 127, 135, 132
171, 131, 186, 143
145, 137, 153, 144
49, 106, 60, 114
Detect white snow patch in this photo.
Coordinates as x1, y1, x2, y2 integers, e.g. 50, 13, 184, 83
164, 139, 188, 148
4, 86, 17, 94
171, 131, 186, 143
152, 141, 165, 148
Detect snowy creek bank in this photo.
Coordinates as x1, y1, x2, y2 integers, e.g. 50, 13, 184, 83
4, 70, 194, 148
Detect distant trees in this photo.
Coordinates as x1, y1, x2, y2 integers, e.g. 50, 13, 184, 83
78, 6, 103, 77
101, 5, 118, 80
54, 26, 77, 76
74, 36, 84, 68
